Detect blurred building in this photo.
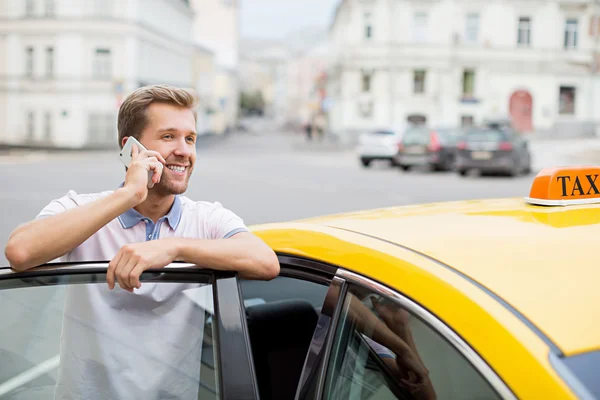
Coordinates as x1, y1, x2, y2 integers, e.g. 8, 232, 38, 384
239, 38, 289, 120
190, 0, 240, 134
285, 28, 330, 128
239, 28, 330, 126
328, 0, 600, 141
0, 0, 196, 149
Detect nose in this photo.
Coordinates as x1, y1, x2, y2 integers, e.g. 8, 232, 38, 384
173, 137, 193, 158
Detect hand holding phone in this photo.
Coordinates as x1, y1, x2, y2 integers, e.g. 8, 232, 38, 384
119, 137, 161, 189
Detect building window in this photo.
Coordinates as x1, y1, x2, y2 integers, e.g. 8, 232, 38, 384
465, 13, 479, 44
462, 69, 475, 98
93, 48, 111, 79
45, 0, 54, 16
364, 12, 372, 39
413, 70, 426, 94
564, 19, 578, 49
88, 113, 116, 144
559, 86, 576, 115
44, 112, 52, 140
25, 0, 35, 16
46, 47, 54, 77
361, 72, 371, 92
518, 17, 531, 46
413, 12, 428, 43
27, 111, 35, 139
25, 47, 34, 78
461, 115, 474, 127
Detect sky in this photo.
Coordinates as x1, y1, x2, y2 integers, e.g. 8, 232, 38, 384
239, 0, 340, 40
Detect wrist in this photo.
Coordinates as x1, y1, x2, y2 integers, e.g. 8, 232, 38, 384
167, 237, 186, 262
116, 186, 144, 208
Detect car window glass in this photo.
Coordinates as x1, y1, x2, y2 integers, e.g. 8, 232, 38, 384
240, 275, 329, 312
466, 129, 507, 142
402, 128, 429, 145
0, 279, 219, 399
239, 275, 330, 400
323, 283, 502, 400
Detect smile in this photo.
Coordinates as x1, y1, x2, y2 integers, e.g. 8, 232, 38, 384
166, 165, 187, 173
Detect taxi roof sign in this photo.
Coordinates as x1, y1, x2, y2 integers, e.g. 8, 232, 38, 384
525, 166, 600, 206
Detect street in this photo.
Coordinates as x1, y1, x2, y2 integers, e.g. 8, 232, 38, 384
1, 123, 600, 266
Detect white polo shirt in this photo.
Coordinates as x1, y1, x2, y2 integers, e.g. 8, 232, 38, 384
36, 189, 249, 400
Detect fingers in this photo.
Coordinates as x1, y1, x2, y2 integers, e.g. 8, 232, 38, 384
107, 251, 124, 290
114, 252, 134, 292
148, 161, 164, 184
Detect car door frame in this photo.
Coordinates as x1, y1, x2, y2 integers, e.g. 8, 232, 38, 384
265, 256, 519, 400
0, 261, 260, 400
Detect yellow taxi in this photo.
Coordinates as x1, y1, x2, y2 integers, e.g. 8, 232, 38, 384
0, 166, 598, 399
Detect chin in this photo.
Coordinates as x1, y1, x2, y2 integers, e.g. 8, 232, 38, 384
154, 180, 189, 196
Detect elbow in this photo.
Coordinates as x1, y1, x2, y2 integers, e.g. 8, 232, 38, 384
257, 250, 280, 280
4, 239, 31, 272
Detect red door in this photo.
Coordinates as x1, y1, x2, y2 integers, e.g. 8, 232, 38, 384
509, 90, 533, 132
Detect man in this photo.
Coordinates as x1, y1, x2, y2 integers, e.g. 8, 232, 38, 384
4, 84, 280, 399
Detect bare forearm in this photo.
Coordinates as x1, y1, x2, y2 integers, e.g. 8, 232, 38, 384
5, 188, 139, 271
173, 235, 279, 280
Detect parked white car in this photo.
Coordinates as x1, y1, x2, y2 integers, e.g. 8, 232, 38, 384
357, 127, 405, 168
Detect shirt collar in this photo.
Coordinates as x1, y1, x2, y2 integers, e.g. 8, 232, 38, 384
116, 183, 182, 230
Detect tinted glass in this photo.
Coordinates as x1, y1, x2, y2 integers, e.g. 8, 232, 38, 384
0, 276, 218, 399
402, 128, 429, 145
240, 275, 329, 311
466, 129, 508, 142
435, 128, 461, 145
323, 283, 502, 400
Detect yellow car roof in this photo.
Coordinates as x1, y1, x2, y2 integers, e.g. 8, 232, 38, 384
292, 197, 600, 357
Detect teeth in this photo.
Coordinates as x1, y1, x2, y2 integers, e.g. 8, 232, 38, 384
167, 165, 185, 173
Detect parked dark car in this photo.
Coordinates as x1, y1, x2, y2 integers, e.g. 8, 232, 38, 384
394, 126, 462, 171
455, 127, 532, 177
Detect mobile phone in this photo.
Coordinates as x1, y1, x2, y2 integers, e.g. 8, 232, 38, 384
119, 136, 155, 188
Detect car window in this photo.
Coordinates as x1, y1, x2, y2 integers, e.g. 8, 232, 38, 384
240, 275, 329, 311
402, 128, 429, 145
466, 129, 508, 142
0, 277, 219, 399
323, 283, 502, 400
239, 274, 331, 400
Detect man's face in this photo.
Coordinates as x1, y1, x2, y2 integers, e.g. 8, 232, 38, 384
128, 102, 197, 196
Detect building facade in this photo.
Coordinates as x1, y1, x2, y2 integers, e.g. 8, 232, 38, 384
190, 0, 240, 134
328, 0, 600, 140
0, 0, 196, 149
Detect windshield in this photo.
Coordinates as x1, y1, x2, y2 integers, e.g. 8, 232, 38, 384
466, 129, 509, 142
402, 127, 430, 145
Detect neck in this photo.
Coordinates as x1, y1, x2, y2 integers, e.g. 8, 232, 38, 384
134, 192, 176, 223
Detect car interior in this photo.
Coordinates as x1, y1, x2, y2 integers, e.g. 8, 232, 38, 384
240, 275, 330, 400
245, 299, 320, 400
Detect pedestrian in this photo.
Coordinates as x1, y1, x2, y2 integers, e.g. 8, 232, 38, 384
4, 84, 280, 399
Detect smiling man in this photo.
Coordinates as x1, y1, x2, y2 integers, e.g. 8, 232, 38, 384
4, 84, 279, 398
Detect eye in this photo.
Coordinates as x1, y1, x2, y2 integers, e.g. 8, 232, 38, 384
162, 134, 174, 140
186, 136, 196, 144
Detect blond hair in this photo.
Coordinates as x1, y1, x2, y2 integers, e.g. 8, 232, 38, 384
117, 84, 198, 148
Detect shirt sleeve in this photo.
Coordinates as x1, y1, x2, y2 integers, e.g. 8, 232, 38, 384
36, 190, 83, 220
206, 202, 249, 240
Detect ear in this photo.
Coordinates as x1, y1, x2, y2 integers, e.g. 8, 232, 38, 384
121, 136, 129, 149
